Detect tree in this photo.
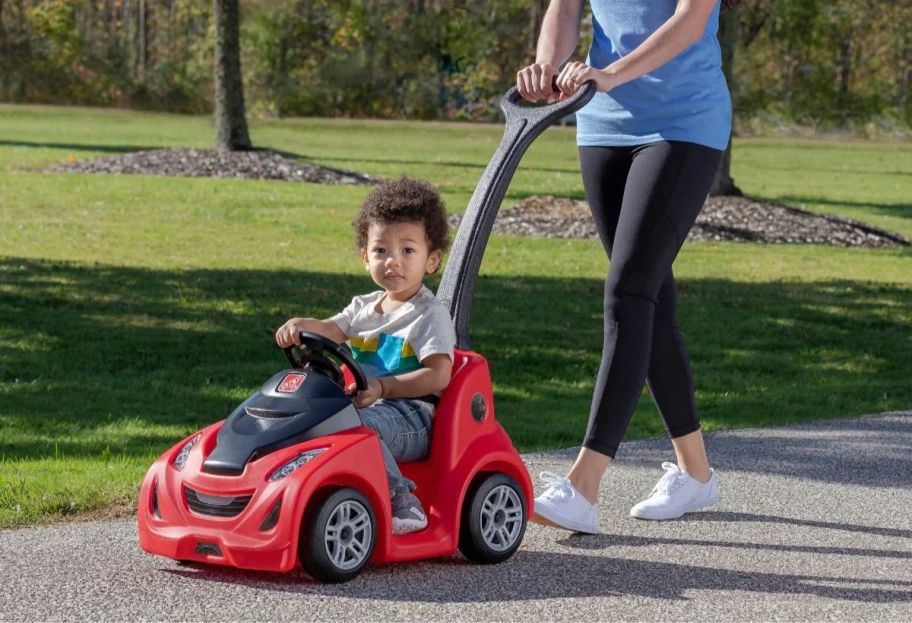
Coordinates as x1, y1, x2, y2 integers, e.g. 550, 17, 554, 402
213, 0, 251, 151
711, 3, 742, 196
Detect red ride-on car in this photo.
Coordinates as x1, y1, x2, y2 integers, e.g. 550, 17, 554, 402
137, 332, 533, 582
137, 82, 596, 582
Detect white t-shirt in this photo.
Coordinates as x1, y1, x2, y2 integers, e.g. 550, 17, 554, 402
330, 285, 456, 379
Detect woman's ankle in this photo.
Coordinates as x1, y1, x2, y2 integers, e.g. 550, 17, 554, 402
568, 474, 601, 505
567, 446, 613, 505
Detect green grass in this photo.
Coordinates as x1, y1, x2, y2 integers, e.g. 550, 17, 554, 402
1, 104, 910, 528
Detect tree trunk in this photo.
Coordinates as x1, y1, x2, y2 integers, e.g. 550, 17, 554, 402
710, 4, 742, 196
138, 0, 146, 83
528, 0, 547, 56
214, 0, 252, 151
897, 17, 910, 113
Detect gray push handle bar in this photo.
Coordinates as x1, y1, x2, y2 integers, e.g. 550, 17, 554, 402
437, 81, 597, 349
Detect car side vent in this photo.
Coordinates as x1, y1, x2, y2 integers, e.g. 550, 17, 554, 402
184, 486, 252, 517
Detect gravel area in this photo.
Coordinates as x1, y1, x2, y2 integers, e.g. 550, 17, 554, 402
1, 412, 910, 622
450, 194, 909, 248
44, 148, 373, 185
44, 148, 906, 247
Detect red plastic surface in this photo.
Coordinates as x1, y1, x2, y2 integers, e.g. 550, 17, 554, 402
137, 350, 533, 572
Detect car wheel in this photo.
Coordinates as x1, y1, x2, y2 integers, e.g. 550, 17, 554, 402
299, 488, 376, 583
459, 473, 527, 564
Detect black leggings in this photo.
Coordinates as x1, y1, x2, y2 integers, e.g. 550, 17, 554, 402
579, 141, 723, 458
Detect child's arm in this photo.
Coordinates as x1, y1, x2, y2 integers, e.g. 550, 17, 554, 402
275, 317, 347, 348
350, 354, 453, 408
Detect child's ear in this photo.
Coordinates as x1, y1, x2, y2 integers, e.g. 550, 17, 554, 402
426, 249, 443, 274
360, 248, 370, 270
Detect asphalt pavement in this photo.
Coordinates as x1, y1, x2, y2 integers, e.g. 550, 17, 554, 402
2, 412, 911, 622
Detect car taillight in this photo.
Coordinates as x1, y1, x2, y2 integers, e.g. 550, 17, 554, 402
268, 448, 327, 481
173, 434, 202, 471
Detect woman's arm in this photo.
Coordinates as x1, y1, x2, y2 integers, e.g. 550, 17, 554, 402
557, 0, 719, 95
517, 0, 585, 101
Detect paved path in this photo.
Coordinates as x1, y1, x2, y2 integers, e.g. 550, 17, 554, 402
2, 412, 911, 621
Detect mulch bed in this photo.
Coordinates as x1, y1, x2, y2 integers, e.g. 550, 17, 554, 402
44, 147, 373, 185
449, 195, 908, 248
44, 147, 906, 247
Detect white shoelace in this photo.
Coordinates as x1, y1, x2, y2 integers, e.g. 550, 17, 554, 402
538, 471, 576, 502
650, 462, 690, 496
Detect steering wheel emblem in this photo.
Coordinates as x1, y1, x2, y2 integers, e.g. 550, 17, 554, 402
277, 372, 307, 393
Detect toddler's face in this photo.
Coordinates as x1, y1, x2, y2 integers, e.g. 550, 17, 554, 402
361, 220, 441, 301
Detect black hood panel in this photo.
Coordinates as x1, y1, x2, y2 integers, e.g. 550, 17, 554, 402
202, 369, 362, 476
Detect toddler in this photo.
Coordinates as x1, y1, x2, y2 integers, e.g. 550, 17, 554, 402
276, 177, 456, 535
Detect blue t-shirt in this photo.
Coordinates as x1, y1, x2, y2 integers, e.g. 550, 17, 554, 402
576, 0, 732, 151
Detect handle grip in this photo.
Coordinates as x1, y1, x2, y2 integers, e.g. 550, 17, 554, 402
501, 79, 596, 124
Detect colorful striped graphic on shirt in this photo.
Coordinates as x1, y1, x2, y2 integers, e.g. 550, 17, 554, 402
350, 334, 420, 375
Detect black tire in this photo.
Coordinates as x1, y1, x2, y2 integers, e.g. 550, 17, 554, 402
299, 488, 376, 583
459, 473, 527, 564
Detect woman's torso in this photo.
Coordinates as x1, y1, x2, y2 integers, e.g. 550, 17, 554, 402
576, 0, 732, 150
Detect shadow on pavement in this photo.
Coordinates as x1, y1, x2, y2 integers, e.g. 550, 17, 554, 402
557, 531, 912, 559
679, 510, 912, 540
161, 548, 912, 604
616, 414, 912, 490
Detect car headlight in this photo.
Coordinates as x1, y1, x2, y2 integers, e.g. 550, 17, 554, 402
173, 434, 202, 471
269, 448, 327, 481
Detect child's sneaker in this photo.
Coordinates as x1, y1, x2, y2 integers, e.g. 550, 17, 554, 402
630, 462, 720, 520
391, 490, 428, 535
532, 471, 600, 534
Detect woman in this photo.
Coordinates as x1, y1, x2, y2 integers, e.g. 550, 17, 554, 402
517, 0, 733, 532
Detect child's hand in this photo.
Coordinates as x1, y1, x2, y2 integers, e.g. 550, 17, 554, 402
275, 318, 307, 348
347, 378, 383, 408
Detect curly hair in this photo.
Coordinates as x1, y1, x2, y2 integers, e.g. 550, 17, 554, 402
354, 177, 450, 256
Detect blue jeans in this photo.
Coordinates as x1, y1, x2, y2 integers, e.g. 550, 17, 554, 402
360, 398, 434, 496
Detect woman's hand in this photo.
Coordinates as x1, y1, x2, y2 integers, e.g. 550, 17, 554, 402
348, 378, 383, 408
516, 62, 560, 103
555, 61, 619, 96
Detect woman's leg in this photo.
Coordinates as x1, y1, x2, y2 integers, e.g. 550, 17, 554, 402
537, 141, 720, 531
563, 146, 633, 502
566, 274, 710, 499
648, 270, 710, 482
580, 141, 722, 494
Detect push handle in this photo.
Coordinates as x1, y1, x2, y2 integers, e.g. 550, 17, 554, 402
500, 78, 596, 126
437, 81, 597, 350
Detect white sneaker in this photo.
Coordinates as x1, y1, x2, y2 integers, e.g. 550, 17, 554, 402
630, 462, 720, 520
532, 472, 600, 534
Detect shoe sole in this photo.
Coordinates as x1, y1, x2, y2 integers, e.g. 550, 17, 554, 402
532, 504, 599, 534
392, 518, 428, 535
629, 491, 721, 521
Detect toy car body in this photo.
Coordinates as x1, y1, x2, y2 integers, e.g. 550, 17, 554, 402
138, 82, 597, 582
137, 343, 532, 581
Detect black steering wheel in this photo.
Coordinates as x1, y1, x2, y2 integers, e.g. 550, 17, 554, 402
283, 331, 369, 392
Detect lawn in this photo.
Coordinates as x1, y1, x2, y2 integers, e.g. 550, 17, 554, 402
1, 104, 910, 527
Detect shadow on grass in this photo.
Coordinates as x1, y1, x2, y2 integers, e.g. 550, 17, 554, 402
0, 139, 155, 154
1, 257, 910, 466
313, 154, 581, 176
775, 194, 912, 222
